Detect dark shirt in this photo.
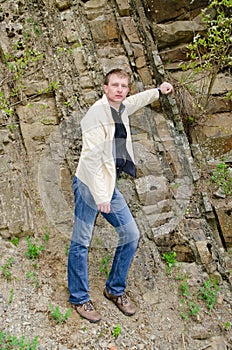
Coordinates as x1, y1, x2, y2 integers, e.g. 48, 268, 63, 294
110, 105, 136, 178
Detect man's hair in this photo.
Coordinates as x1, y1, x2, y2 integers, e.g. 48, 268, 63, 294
103, 68, 131, 86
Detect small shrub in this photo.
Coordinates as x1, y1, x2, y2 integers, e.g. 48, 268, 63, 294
176, 272, 189, 281
43, 226, 50, 242
26, 271, 39, 288
10, 237, 19, 246
162, 251, 177, 268
185, 0, 232, 107
99, 253, 111, 277
25, 236, 44, 261
178, 278, 201, 319
0, 331, 39, 349
162, 251, 177, 274
9, 288, 14, 304
180, 311, 188, 320
112, 323, 121, 338
1, 257, 14, 280
179, 281, 191, 298
188, 301, 200, 317
48, 303, 71, 324
211, 162, 232, 196
223, 321, 231, 331
198, 279, 220, 310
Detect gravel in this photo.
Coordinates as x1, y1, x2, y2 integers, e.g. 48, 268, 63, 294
1, 233, 232, 350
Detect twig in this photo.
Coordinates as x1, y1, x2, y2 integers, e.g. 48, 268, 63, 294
182, 333, 186, 350
10, 93, 43, 107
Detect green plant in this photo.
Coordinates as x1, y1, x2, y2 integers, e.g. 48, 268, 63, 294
180, 311, 188, 319
33, 21, 42, 36
0, 15, 66, 123
7, 124, 17, 132
9, 288, 14, 304
35, 206, 44, 212
186, 0, 231, 107
44, 80, 61, 93
43, 226, 50, 242
25, 18, 42, 36
65, 244, 69, 255
187, 301, 200, 317
64, 100, 71, 107
56, 46, 75, 57
112, 323, 121, 338
40, 116, 54, 125
179, 281, 191, 298
32, 263, 38, 270
188, 116, 195, 123
176, 272, 189, 281
198, 278, 220, 310
224, 90, 232, 101
178, 278, 201, 319
99, 253, 111, 277
1, 257, 14, 280
26, 271, 39, 288
48, 303, 71, 324
25, 236, 44, 261
211, 162, 232, 196
0, 19, 44, 118
223, 321, 231, 331
162, 251, 177, 273
6, 49, 44, 80
0, 331, 39, 349
10, 236, 19, 246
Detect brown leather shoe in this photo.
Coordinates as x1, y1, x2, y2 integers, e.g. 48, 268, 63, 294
74, 300, 101, 323
103, 288, 136, 316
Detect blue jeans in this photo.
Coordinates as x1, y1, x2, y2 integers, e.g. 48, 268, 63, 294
68, 176, 140, 305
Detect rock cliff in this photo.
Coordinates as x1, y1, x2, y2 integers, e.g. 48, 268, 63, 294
0, 0, 232, 349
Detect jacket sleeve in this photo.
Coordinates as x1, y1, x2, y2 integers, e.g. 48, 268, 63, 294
77, 120, 116, 205
124, 88, 159, 115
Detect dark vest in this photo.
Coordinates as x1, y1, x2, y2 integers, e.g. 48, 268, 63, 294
110, 105, 136, 178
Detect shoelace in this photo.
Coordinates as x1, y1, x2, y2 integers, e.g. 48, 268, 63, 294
84, 301, 94, 311
118, 294, 128, 305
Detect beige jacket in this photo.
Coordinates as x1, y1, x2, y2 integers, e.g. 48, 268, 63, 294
75, 88, 160, 205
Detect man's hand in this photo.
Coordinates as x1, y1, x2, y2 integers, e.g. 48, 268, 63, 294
159, 82, 173, 95
97, 202, 111, 214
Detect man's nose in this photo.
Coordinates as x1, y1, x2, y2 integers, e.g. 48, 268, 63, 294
117, 85, 123, 92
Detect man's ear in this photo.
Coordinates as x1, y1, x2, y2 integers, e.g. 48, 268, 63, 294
103, 84, 108, 94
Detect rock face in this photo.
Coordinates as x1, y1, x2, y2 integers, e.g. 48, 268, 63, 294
0, 1, 232, 349
0, 0, 231, 286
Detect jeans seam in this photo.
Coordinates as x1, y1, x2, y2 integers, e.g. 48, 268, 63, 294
107, 244, 123, 294
107, 238, 139, 295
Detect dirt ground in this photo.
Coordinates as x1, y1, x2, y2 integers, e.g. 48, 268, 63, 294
1, 223, 232, 350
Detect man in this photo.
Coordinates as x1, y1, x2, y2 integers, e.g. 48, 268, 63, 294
68, 69, 173, 323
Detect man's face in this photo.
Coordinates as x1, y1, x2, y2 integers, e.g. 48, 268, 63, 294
103, 73, 130, 107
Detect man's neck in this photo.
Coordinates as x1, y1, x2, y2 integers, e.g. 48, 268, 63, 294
105, 96, 121, 110
109, 102, 121, 111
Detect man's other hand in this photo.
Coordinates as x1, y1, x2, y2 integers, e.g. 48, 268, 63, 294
97, 202, 111, 213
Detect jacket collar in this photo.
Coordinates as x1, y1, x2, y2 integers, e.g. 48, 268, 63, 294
102, 94, 125, 113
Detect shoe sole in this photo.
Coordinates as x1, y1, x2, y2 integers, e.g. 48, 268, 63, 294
103, 289, 136, 316
86, 317, 101, 323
